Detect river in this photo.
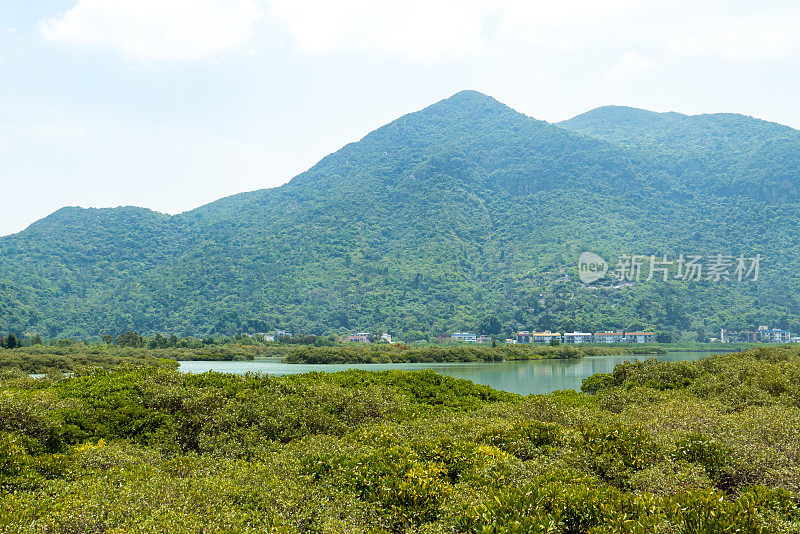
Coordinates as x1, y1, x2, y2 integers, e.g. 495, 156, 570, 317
178, 351, 724, 395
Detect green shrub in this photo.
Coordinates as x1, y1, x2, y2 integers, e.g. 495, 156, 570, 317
478, 421, 562, 460
673, 433, 732, 489
579, 423, 660, 486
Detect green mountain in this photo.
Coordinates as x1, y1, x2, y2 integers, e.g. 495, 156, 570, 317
560, 106, 800, 202
2, 91, 800, 340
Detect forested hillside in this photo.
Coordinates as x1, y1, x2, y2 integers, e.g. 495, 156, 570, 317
2, 91, 800, 340
560, 106, 800, 202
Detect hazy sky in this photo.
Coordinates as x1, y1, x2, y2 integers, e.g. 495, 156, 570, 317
2, 0, 800, 236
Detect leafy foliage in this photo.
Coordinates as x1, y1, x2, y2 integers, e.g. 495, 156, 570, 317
1, 347, 800, 531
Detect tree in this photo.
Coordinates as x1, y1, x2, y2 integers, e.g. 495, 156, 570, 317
149, 334, 168, 349
102, 335, 113, 346
116, 331, 142, 347
4, 333, 19, 349
31, 335, 42, 346
478, 316, 503, 336
655, 331, 673, 343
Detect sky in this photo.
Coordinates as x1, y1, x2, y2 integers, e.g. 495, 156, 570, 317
2, 0, 800, 236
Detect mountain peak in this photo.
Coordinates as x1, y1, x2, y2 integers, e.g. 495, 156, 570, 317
441, 89, 500, 104
559, 106, 686, 131
429, 90, 512, 114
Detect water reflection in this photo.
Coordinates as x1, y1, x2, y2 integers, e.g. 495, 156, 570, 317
179, 351, 721, 395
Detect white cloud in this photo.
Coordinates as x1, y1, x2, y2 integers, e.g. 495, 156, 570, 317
604, 52, 655, 82
39, 0, 800, 66
499, 0, 647, 51
668, 12, 800, 61
40, 0, 260, 63
266, 0, 497, 63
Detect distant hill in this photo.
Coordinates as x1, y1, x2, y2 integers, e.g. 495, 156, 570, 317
2, 91, 800, 340
560, 106, 800, 202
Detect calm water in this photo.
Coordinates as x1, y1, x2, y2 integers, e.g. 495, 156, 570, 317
178, 351, 722, 395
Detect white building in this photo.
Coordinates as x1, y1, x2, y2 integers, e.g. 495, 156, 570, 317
451, 332, 478, 343
532, 331, 561, 344
593, 332, 625, 343
761, 329, 791, 343
625, 332, 655, 343
476, 335, 492, 344
563, 332, 593, 344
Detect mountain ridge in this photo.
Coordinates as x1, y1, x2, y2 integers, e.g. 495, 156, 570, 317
3, 91, 800, 340
11, 94, 800, 236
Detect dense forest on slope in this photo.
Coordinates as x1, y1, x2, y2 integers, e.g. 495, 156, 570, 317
560, 106, 800, 202
2, 347, 800, 531
2, 91, 800, 339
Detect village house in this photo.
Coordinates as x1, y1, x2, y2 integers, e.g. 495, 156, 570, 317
563, 332, 593, 344
593, 332, 625, 343
761, 329, 791, 343
739, 331, 761, 343
731, 325, 793, 343
476, 335, 492, 344
347, 333, 371, 343
532, 331, 561, 344
625, 332, 655, 343
451, 332, 478, 343
516, 331, 532, 343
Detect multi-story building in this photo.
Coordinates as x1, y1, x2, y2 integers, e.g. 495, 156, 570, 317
720, 329, 739, 343
761, 329, 791, 343
476, 335, 492, 344
347, 333, 371, 343
625, 332, 655, 343
532, 331, 562, 344
516, 331, 532, 344
451, 332, 478, 343
593, 332, 625, 343
740, 331, 761, 343
563, 332, 593, 344
737, 326, 792, 343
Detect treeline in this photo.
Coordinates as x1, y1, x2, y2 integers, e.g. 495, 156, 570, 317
0, 344, 263, 375
0, 332, 39, 349
282, 343, 667, 364
0, 348, 178, 375
0, 331, 341, 350
102, 331, 259, 349
0, 331, 275, 351
1, 347, 800, 531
